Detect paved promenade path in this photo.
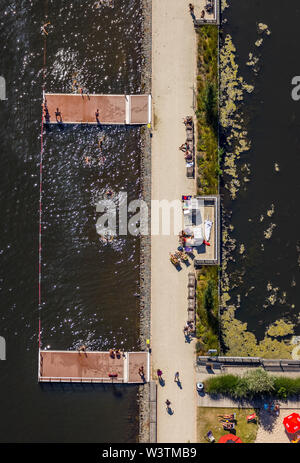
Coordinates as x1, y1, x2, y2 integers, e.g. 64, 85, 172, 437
151, 0, 197, 443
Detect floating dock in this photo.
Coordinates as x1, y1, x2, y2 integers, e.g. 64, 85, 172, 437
44, 93, 152, 125
38, 350, 150, 384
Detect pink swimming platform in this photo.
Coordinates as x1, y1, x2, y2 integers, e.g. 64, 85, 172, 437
44, 93, 152, 125
38, 350, 150, 384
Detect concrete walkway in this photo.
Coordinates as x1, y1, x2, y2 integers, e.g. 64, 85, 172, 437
151, 0, 197, 443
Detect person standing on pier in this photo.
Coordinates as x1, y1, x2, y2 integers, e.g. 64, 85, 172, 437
95, 108, 100, 124
55, 107, 62, 123
138, 366, 145, 380
78, 345, 87, 356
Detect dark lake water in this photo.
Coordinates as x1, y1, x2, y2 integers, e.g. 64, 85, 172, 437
221, 0, 300, 344
0, 0, 143, 443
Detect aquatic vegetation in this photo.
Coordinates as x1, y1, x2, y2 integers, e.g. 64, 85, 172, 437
221, 0, 229, 13
239, 244, 245, 254
266, 204, 275, 217
267, 320, 295, 338
264, 223, 276, 239
220, 34, 253, 199
221, 306, 294, 358
246, 53, 259, 67
258, 23, 271, 36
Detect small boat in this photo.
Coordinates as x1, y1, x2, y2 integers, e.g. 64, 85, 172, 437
204, 219, 213, 243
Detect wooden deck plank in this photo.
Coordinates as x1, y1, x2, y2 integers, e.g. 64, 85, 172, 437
44, 93, 150, 125
39, 350, 149, 384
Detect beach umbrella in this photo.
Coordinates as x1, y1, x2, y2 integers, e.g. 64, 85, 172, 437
218, 434, 243, 443
283, 413, 300, 434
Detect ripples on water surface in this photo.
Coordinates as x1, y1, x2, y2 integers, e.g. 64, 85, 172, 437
0, 0, 143, 442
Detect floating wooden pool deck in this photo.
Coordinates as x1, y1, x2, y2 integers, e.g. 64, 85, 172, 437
44, 93, 152, 125
38, 350, 150, 384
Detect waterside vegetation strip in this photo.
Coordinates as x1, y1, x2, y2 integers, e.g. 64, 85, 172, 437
195, 25, 220, 354
195, 25, 219, 196
196, 266, 219, 354
204, 369, 300, 400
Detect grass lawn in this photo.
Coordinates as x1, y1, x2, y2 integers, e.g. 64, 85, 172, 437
197, 407, 258, 443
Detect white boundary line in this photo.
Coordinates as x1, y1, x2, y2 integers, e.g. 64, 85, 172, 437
148, 94, 152, 124
147, 351, 150, 382
125, 95, 130, 124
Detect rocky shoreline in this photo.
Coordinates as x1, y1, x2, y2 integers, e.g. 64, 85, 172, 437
138, 0, 152, 444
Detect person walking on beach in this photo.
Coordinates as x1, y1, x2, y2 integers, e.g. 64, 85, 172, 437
95, 108, 100, 124
165, 399, 171, 408
189, 3, 196, 21
189, 3, 194, 14
157, 369, 163, 378
174, 371, 180, 382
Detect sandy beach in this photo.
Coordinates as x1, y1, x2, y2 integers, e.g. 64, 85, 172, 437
151, 0, 197, 443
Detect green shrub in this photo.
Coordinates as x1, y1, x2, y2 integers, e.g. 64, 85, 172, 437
204, 374, 240, 396
204, 371, 300, 399
204, 280, 215, 310
242, 369, 275, 398
273, 376, 300, 396
277, 387, 288, 400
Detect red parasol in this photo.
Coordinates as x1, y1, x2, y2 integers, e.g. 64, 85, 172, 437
283, 413, 300, 434
218, 434, 243, 443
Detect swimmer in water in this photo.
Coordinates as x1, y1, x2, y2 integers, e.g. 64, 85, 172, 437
98, 135, 105, 149
84, 156, 91, 165
98, 156, 106, 166
41, 21, 50, 36
105, 189, 113, 198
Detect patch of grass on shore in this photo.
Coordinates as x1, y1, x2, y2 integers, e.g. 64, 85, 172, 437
197, 407, 258, 443
196, 25, 219, 195
196, 266, 219, 354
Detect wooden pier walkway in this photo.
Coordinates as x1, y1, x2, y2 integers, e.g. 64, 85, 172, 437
44, 93, 151, 125
38, 350, 150, 384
